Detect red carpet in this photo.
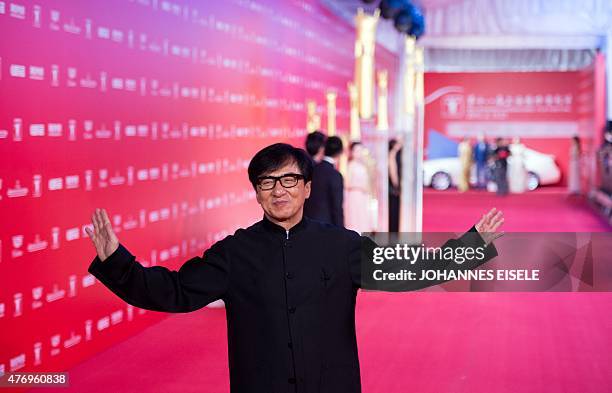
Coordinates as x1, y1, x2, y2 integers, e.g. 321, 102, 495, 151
34, 188, 611, 393
423, 187, 611, 232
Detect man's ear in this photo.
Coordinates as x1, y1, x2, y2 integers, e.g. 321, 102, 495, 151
304, 181, 311, 199
255, 188, 262, 204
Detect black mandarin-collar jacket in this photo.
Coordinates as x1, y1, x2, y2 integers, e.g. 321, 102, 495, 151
88, 216, 495, 393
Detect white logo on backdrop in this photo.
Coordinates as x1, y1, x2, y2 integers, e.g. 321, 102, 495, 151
46, 284, 65, 303
9, 3, 25, 19
32, 287, 44, 309
33, 342, 42, 365
13, 293, 23, 317
10, 353, 25, 371
51, 64, 59, 86
11, 235, 24, 257
441, 94, 465, 118
85, 320, 93, 341
32, 174, 42, 197
13, 118, 23, 141
33, 5, 41, 27
68, 275, 77, 297
27, 234, 47, 252
64, 331, 81, 348
51, 227, 60, 249
49, 9, 60, 31
50, 334, 61, 356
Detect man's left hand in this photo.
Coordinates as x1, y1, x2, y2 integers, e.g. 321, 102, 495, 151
475, 208, 504, 245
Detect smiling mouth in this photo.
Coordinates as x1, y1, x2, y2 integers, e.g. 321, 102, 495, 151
273, 200, 289, 205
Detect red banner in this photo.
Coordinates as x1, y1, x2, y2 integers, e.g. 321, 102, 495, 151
424, 71, 599, 184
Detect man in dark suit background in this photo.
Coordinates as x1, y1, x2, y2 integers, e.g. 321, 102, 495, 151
304, 130, 326, 163
304, 136, 345, 227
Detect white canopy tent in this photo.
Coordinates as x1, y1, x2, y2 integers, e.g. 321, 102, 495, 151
325, 0, 612, 103
421, 0, 610, 75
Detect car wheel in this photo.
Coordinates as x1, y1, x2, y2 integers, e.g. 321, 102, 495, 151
431, 171, 451, 190
527, 172, 539, 191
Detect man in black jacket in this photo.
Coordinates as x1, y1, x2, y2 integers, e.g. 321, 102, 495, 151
303, 136, 345, 227
86, 143, 504, 393
305, 130, 326, 164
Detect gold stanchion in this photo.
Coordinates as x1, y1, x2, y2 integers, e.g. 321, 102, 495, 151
377, 69, 389, 131
306, 99, 321, 133
326, 91, 337, 137
338, 134, 349, 178
354, 8, 379, 120
348, 82, 361, 141
404, 36, 416, 115
414, 46, 424, 105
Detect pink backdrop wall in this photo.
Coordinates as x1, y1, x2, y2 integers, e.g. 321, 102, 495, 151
0, 0, 397, 376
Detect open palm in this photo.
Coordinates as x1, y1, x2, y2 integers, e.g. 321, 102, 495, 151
85, 208, 119, 262
474, 207, 505, 245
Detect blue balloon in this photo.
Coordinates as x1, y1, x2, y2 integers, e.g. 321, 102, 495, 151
394, 9, 413, 33
408, 5, 425, 39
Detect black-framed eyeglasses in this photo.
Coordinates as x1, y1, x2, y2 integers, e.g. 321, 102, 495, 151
257, 173, 304, 190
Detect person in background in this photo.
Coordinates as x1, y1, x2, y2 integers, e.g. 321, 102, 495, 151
493, 137, 511, 196
508, 137, 528, 194
345, 142, 374, 233
303, 136, 345, 227
599, 128, 612, 195
604, 128, 612, 147
473, 133, 489, 189
458, 137, 472, 192
305, 130, 326, 163
568, 135, 582, 195
388, 138, 402, 232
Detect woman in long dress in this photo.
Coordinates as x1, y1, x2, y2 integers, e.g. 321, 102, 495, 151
567, 135, 581, 194
458, 137, 472, 192
345, 142, 374, 233
388, 139, 402, 232
508, 137, 528, 193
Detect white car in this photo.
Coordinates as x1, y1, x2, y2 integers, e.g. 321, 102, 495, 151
423, 146, 561, 191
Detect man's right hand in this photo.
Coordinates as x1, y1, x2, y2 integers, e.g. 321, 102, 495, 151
85, 208, 119, 262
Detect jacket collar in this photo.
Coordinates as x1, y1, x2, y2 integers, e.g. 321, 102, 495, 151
322, 156, 336, 166
261, 214, 309, 239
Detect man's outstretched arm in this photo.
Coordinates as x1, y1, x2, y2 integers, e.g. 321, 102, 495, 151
350, 208, 505, 291
86, 209, 230, 313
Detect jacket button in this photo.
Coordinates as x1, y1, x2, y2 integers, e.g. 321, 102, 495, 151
288, 306, 296, 314
286, 272, 294, 279
288, 377, 296, 384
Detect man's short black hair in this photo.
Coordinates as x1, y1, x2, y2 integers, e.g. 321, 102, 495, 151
305, 131, 326, 157
324, 136, 343, 157
248, 143, 313, 189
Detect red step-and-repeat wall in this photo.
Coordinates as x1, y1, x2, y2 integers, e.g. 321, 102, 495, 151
0, 0, 398, 375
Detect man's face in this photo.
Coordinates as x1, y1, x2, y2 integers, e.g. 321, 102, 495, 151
255, 161, 311, 224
